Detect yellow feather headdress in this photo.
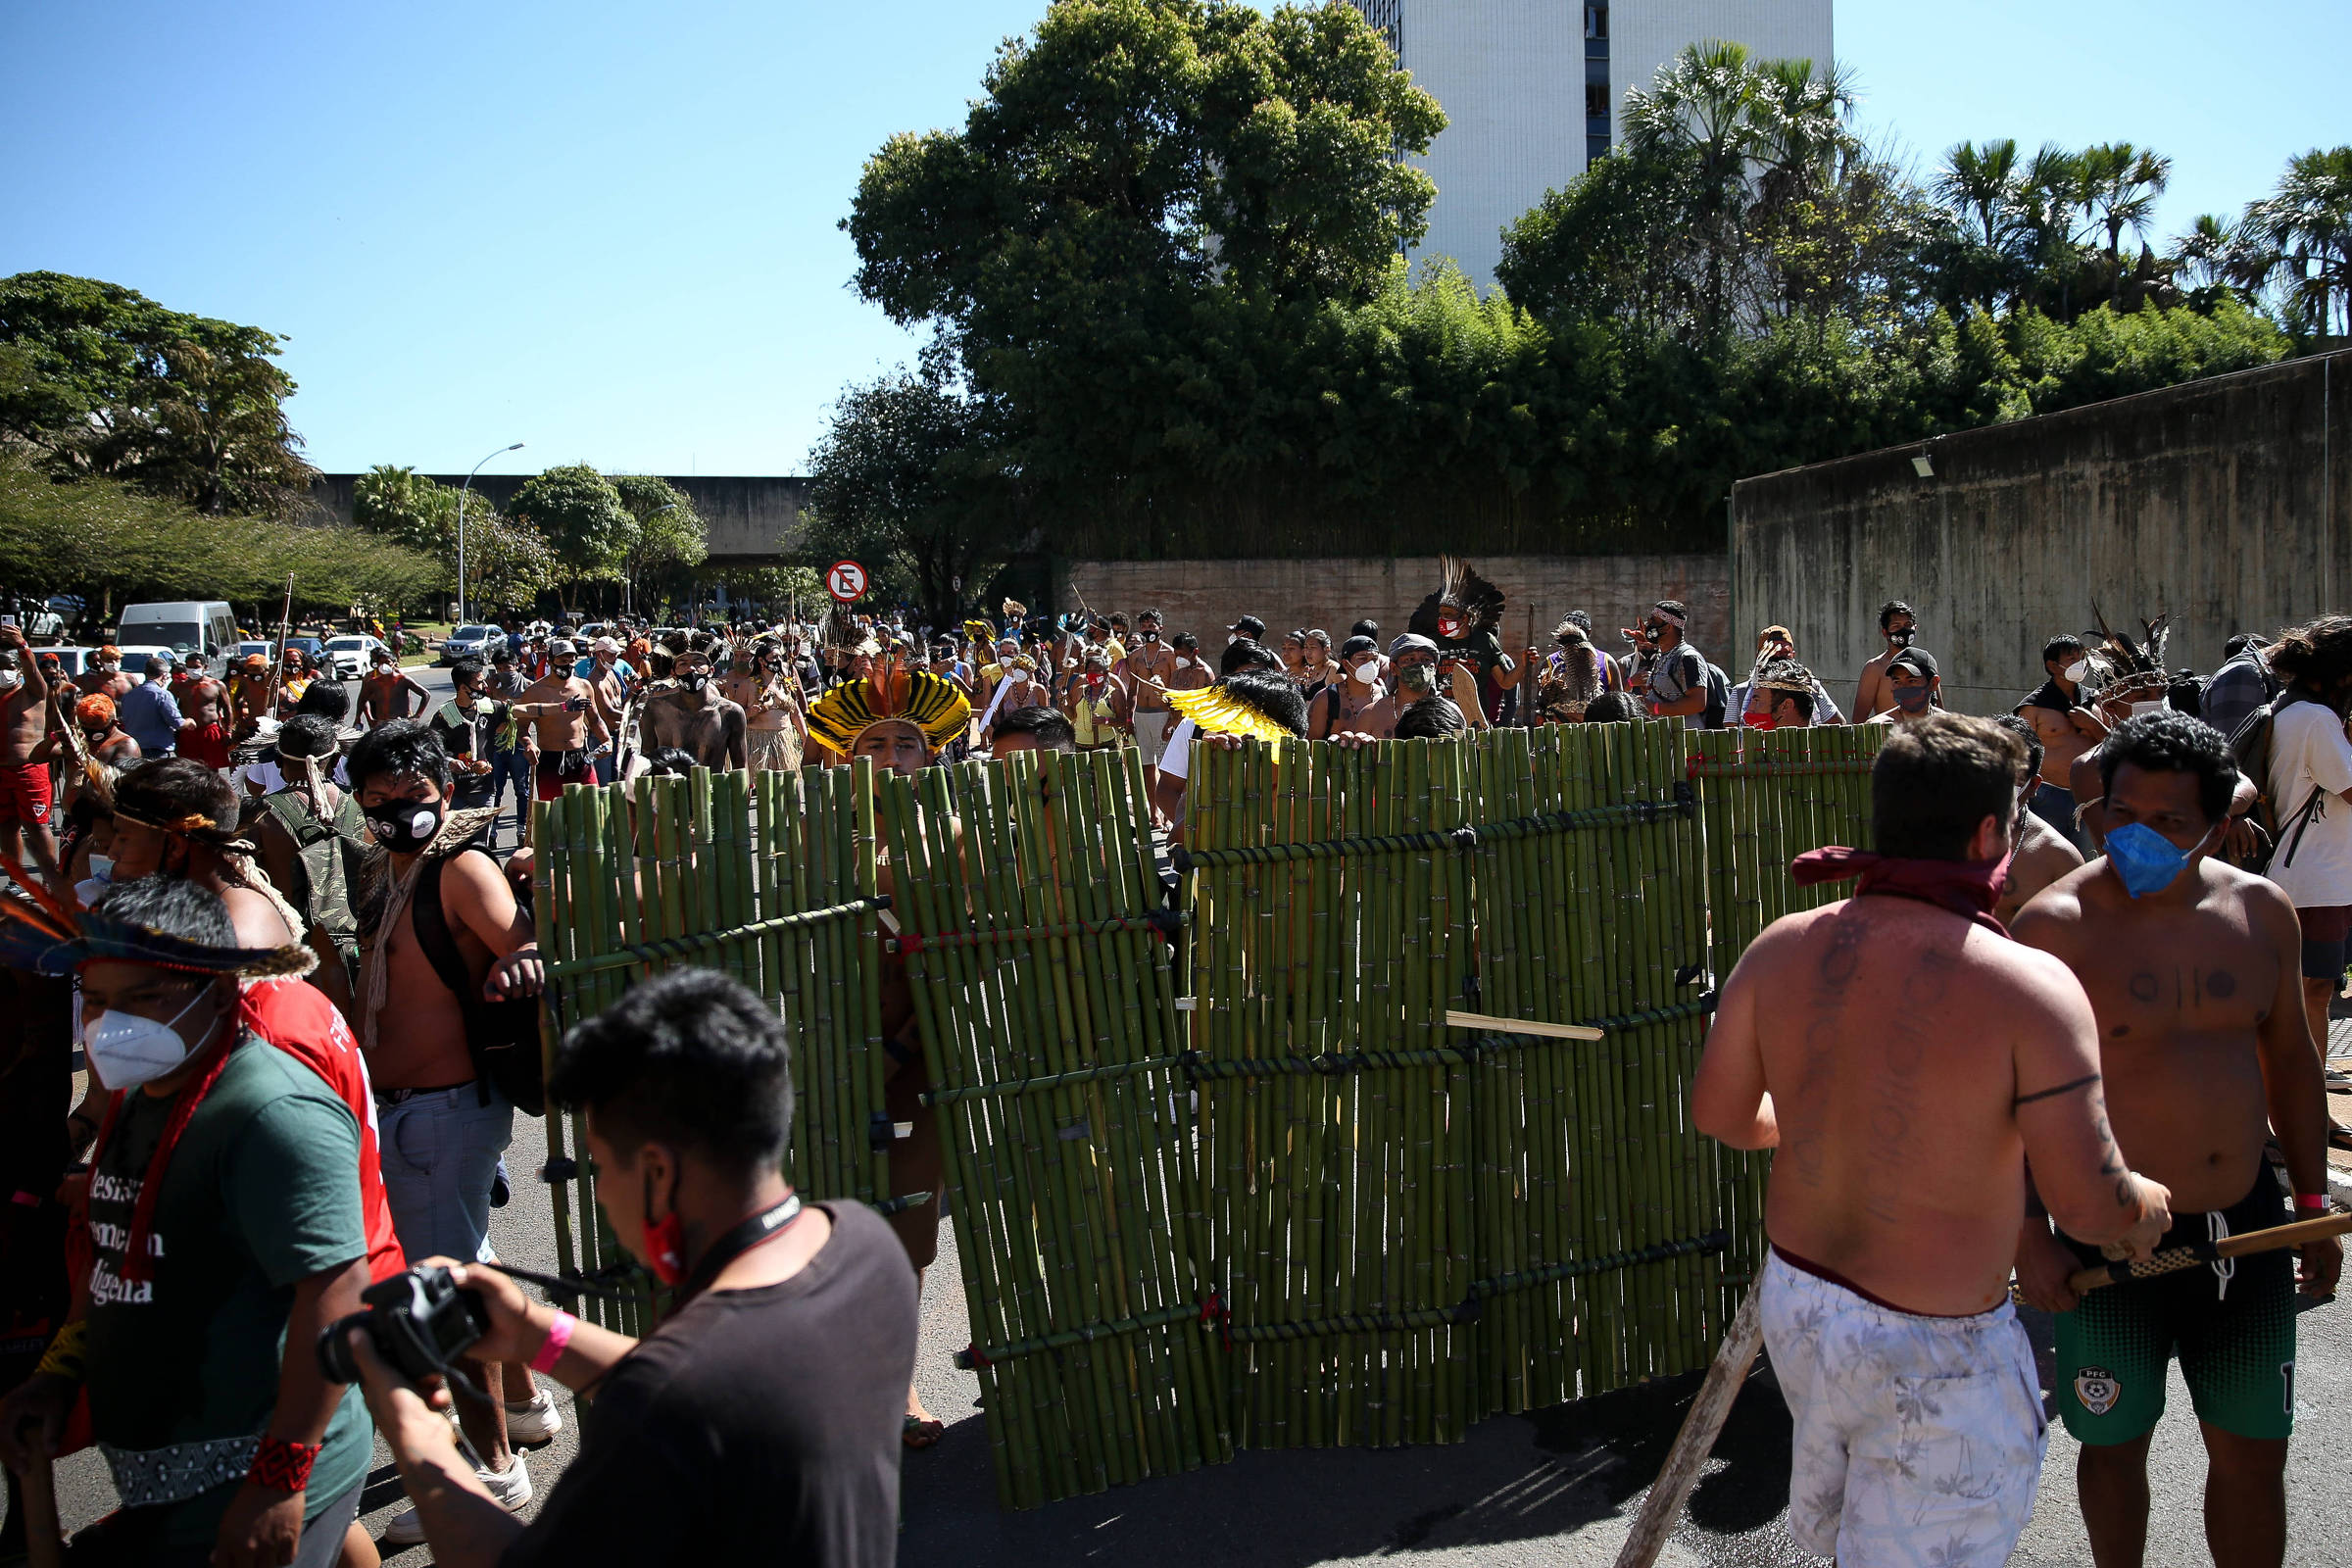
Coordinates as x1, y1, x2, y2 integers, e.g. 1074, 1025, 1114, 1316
806, 659, 972, 759
1164, 681, 1298, 745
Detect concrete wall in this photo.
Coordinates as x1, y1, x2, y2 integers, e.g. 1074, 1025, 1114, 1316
309, 474, 808, 564
1062, 554, 1729, 657
1731, 352, 2352, 713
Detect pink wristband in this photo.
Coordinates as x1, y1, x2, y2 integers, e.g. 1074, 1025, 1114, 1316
530, 1309, 577, 1373
2295, 1193, 2328, 1212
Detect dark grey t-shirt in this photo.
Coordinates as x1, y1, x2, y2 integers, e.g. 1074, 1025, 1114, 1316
503, 1201, 918, 1568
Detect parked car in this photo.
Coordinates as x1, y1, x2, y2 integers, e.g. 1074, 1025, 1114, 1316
236, 640, 274, 662
439, 623, 506, 664
35, 647, 100, 679
321, 634, 390, 679
280, 634, 325, 664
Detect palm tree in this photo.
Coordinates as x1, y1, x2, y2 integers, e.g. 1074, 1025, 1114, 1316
1623, 39, 1762, 335
2014, 143, 2089, 316
1936, 138, 2020, 250
2247, 146, 2352, 338
2079, 141, 2172, 265
2169, 213, 2267, 304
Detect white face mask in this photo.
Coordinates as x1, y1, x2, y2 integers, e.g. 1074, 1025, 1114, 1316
1174, 657, 1193, 669
0, 670, 20, 692
2130, 699, 2166, 717
1353, 660, 1380, 682
2064, 659, 2091, 684
84, 985, 217, 1089
1226, 633, 1240, 646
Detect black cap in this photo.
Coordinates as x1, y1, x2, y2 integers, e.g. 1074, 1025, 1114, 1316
1889, 647, 1939, 680
1229, 614, 1265, 638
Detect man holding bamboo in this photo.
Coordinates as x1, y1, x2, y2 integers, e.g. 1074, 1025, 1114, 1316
1694, 712, 2172, 1568
2010, 710, 2337, 1568
804, 660, 972, 1450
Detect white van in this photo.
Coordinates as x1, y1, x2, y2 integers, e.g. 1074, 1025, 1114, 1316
117, 601, 239, 660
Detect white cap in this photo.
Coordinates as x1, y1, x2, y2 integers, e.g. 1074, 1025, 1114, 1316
591, 636, 619, 653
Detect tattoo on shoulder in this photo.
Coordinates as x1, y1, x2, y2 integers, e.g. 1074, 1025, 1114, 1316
2014, 1071, 2100, 1107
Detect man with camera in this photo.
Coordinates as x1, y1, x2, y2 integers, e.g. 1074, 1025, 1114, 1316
340, 969, 918, 1567
0, 878, 374, 1567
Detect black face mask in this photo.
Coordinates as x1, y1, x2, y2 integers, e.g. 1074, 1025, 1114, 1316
681, 673, 710, 694
1888, 627, 1916, 648
364, 798, 445, 853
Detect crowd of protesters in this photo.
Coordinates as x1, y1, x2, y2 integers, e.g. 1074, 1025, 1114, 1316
2, 572, 2351, 1568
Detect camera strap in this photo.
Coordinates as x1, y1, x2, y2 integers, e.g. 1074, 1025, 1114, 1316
679, 1191, 806, 1304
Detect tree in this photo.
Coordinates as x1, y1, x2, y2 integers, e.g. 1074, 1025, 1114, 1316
0, 271, 318, 517
0, 454, 441, 619
506, 464, 636, 584
2080, 142, 2172, 267
352, 465, 464, 557
459, 510, 562, 618
610, 473, 708, 613
805, 360, 1023, 629
2247, 146, 2352, 339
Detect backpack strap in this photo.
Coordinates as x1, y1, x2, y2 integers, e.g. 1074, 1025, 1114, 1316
411, 849, 495, 1106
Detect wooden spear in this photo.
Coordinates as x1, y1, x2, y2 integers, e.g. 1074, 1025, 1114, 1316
1611, 1284, 1762, 1568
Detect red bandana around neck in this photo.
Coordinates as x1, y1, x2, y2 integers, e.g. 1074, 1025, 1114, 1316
1789, 846, 2012, 936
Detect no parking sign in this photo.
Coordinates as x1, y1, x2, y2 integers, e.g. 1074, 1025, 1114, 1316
826, 560, 868, 602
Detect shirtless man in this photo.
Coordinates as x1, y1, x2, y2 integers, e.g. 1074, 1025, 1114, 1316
1694, 713, 2170, 1568
348, 720, 547, 1536
37, 696, 142, 811
106, 758, 297, 950
2018, 634, 2106, 849
226, 653, 275, 730
1865, 647, 1941, 726
1852, 599, 1918, 721
1992, 714, 2084, 925
358, 646, 431, 728
0, 625, 63, 889
720, 638, 804, 772
641, 645, 747, 770
514, 640, 610, 800
574, 638, 633, 782
2012, 711, 2338, 1568
75, 645, 133, 704
1122, 609, 1179, 774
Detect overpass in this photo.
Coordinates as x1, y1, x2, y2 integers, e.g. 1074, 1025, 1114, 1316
308, 473, 810, 565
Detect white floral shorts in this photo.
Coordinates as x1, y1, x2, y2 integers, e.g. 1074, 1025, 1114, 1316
1759, 1249, 2047, 1567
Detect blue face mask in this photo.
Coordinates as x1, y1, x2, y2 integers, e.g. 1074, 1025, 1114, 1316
2104, 820, 2212, 899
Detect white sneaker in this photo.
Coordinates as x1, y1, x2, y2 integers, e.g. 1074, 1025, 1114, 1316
380, 1452, 532, 1544
505, 1388, 564, 1445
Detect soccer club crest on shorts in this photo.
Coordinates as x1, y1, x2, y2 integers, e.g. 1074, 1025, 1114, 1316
2074, 1366, 2123, 1417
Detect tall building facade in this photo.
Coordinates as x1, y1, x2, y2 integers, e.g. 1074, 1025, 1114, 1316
1351, 1, 1835, 290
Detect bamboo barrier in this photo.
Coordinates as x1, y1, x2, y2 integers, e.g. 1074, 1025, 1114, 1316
524, 721, 1883, 1508
530, 760, 890, 1332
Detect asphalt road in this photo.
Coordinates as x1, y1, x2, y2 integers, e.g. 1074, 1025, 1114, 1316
25, 669, 2352, 1562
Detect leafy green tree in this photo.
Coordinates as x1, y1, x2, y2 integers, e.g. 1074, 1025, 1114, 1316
805, 360, 1021, 629
0, 271, 317, 517
460, 510, 562, 617
2246, 146, 2352, 339
507, 464, 636, 582
353, 465, 464, 556
610, 473, 708, 612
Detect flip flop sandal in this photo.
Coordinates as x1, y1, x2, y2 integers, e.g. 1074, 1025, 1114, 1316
903, 1414, 945, 1449
2329, 1122, 2352, 1152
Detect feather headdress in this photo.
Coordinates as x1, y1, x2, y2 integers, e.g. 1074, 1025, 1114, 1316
805, 652, 972, 759
0, 861, 315, 980
1407, 556, 1505, 647
1164, 681, 1298, 745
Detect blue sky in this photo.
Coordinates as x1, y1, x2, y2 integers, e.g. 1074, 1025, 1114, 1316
3, 1, 2338, 479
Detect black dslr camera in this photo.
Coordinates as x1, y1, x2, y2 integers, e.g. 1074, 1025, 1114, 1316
317, 1264, 491, 1386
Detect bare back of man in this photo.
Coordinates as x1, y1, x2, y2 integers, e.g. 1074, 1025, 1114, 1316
1707, 896, 2150, 1313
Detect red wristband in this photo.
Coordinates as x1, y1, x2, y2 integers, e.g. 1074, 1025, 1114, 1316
248, 1436, 319, 1493
530, 1308, 577, 1374
2295, 1193, 2328, 1212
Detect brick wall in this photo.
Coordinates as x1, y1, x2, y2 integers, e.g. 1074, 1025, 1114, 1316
1061, 554, 1730, 660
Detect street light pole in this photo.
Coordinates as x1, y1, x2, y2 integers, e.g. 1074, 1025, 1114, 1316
458, 442, 525, 626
